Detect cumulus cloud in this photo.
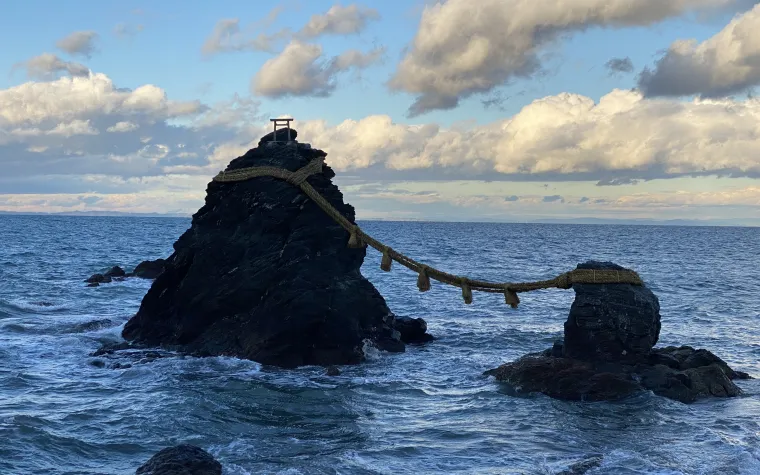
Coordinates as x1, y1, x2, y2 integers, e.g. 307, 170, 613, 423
56, 31, 99, 58
605, 57, 634, 75
389, 0, 737, 116
299, 4, 380, 38
639, 4, 760, 97
0, 72, 260, 184
19, 53, 89, 79
3, 71, 760, 217
202, 10, 289, 56
284, 89, 760, 181
252, 40, 383, 97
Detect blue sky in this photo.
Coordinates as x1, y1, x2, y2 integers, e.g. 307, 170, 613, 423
1, 1, 759, 224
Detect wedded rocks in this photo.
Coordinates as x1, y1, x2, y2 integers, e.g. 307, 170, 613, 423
135, 445, 221, 475
121, 130, 431, 368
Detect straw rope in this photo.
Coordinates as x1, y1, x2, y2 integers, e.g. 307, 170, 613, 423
213, 156, 643, 307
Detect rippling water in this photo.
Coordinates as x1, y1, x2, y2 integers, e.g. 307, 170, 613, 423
0, 215, 758, 474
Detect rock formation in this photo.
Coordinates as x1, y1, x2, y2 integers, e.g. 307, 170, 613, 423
85, 259, 167, 286
135, 445, 221, 475
120, 130, 431, 367
486, 261, 751, 403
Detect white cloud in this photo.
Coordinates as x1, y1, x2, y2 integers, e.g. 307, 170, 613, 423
389, 0, 738, 116
56, 31, 99, 58
252, 40, 383, 97
639, 4, 760, 97
299, 4, 380, 37
47, 119, 99, 137
106, 121, 139, 133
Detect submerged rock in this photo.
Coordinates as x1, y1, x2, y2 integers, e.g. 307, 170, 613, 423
85, 260, 167, 286
121, 130, 428, 368
135, 445, 221, 475
487, 261, 751, 403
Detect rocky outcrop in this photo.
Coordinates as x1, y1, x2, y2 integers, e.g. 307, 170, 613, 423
135, 445, 221, 475
394, 316, 435, 344
564, 261, 661, 361
85, 260, 167, 286
486, 261, 751, 403
120, 131, 431, 368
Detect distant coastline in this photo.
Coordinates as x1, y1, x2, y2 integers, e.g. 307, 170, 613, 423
1, 210, 757, 227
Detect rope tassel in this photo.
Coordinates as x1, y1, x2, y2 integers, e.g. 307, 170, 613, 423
461, 279, 473, 304
505, 288, 520, 309
417, 266, 431, 292
380, 247, 393, 272
347, 226, 364, 248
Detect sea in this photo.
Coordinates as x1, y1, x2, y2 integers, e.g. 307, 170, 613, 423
0, 215, 758, 475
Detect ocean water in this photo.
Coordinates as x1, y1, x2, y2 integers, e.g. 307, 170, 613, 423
0, 215, 758, 475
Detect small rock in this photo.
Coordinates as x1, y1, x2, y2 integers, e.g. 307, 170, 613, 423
89, 359, 106, 368
85, 273, 105, 284
131, 259, 167, 279
326, 366, 341, 376
393, 316, 435, 344
105, 266, 126, 278
135, 445, 222, 475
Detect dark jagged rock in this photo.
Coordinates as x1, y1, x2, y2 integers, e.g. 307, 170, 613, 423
394, 316, 434, 344
85, 273, 111, 284
135, 445, 221, 475
326, 365, 341, 376
131, 259, 167, 279
564, 261, 661, 361
105, 266, 126, 278
486, 261, 751, 403
487, 344, 750, 404
121, 131, 413, 368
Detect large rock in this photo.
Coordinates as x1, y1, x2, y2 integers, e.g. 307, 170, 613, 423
486, 346, 750, 403
564, 261, 661, 361
121, 131, 423, 367
486, 261, 751, 403
135, 445, 221, 475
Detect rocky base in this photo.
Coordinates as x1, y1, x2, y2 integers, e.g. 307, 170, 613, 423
135, 445, 221, 475
486, 345, 751, 403
86, 259, 167, 286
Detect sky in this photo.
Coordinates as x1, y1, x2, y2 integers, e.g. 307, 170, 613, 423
2, 0, 760, 224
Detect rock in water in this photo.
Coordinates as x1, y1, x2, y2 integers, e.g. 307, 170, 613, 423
122, 131, 409, 367
131, 259, 167, 279
486, 261, 751, 403
564, 261, 661, 361
135, 445, 221, 475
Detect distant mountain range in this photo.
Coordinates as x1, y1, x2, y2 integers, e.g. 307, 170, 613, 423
0, 210, 757, 227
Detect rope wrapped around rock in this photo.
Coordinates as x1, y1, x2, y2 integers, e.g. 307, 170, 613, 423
213, 157, 643, 308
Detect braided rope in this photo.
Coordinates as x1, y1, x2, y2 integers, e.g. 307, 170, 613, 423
212, 157, 643, 307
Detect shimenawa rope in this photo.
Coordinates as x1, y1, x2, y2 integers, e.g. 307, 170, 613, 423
213, 156, 643, 308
